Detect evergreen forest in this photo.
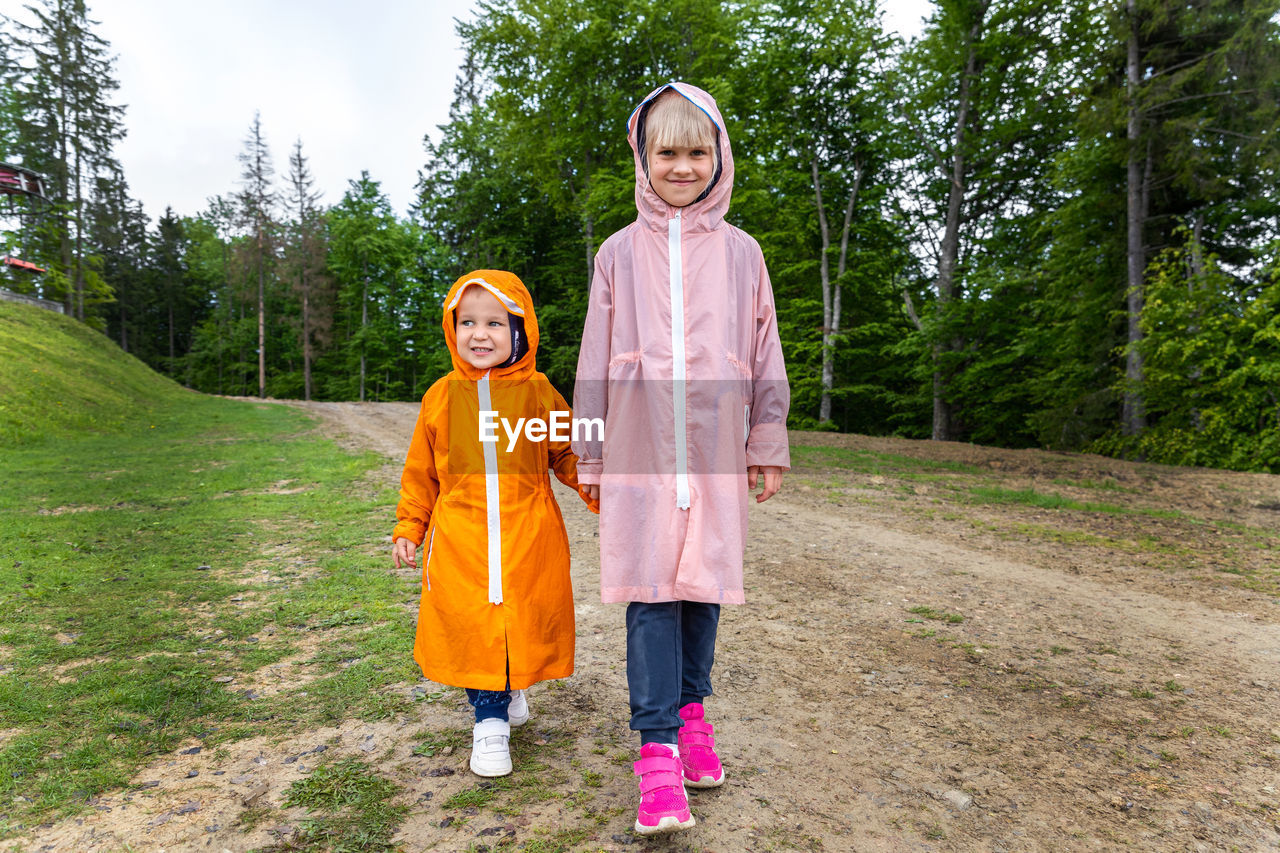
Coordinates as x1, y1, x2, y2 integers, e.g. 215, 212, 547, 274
2, 0, 1278, 472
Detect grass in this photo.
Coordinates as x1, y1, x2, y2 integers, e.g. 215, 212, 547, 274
0, 302, 420, 835
0, 301, 189, 444
277, 757, 407, 852
790, 443, 983, 477
907, 605, 964, 624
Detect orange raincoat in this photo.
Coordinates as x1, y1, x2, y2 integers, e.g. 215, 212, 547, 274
393, 271, 589, 691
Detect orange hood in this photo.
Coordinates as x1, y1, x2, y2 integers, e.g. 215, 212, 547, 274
441, 270, 539, 382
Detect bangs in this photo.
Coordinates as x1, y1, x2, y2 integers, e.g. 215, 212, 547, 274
644, 91, 717, 151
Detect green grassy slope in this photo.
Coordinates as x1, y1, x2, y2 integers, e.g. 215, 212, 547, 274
0, 301, 410, 836
0, 300, 190, 444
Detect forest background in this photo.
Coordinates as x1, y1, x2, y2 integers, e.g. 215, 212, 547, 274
2, 0, 1278, 472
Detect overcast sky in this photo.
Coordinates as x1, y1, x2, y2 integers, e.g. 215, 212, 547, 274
3, 0, 933, 223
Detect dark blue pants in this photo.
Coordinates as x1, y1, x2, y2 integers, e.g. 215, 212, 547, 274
465, 688, 511, 723
626, 600, 720, 744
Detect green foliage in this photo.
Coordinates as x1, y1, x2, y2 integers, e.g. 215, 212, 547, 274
1105, 236, 1280, 471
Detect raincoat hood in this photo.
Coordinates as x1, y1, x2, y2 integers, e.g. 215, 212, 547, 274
628, 82, 734, 232
441, 269, 539, 381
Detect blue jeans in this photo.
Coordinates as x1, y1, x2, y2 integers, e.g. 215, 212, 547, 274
465, 688, 511, 723
626, 600, 720, 744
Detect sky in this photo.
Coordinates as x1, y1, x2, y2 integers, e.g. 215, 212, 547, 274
2, 0, 934, 224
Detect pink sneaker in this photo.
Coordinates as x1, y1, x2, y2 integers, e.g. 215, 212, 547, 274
677, 702, 725, 788
633, 743, 695, 835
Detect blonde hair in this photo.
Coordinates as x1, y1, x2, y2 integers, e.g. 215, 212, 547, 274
644, 90, 717, 162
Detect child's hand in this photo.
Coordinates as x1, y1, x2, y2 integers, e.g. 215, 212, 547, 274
747, 466, 783, 503
583, 484, 600, 502
392, 537, 418, 569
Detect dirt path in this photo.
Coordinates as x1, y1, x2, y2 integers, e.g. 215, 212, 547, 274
16, 402, 1280, 852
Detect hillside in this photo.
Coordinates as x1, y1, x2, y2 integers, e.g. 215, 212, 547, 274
0, 300, 191, 444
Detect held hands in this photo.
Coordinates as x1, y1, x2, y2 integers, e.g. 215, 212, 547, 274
748, 465, 783, 503
392, 537, 418, 570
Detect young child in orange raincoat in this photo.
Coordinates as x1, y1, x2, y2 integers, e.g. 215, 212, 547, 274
393, 270, 595, 778
573, 84, 791, 834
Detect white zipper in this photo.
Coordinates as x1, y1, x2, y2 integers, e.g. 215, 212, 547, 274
424, 526, 435, 591
476, 371, 503, 603
668, 211, 690, 510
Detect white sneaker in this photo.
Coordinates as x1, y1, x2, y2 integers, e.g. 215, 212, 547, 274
470, 718, 512, 777
508, 689, 529, 727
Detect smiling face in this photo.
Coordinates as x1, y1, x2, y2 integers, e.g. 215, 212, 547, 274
647, 143, 715, 208
642, 90, 718, 209
454, 285, 513, 370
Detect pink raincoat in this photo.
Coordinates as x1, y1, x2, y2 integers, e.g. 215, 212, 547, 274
573, 82, 790, 605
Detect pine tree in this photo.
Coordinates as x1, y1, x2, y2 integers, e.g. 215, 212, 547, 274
285, 138, 329, 401
8, 0, 125, 320
235, 111, 277, 398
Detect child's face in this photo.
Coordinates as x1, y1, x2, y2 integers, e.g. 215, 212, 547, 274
647, 143, 714, 208
455, 286, 513, 370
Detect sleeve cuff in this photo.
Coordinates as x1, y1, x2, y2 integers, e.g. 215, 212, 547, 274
576, 458, 603, 485
746, 423, 791, 470
391, 521, 426, 546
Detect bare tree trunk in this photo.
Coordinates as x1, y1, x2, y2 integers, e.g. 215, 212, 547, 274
932, 20, 982, 442
73, 113, 84, 321
826, 162, 863, 425
812, 157, 864, 425
1122, 0, 1146, 438
257, 238, 266, 399
302, 276, 312, 401
360, 273, 368, 403
811, 158, 834, 424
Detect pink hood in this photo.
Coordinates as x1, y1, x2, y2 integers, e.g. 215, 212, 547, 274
628, 82, 734, 233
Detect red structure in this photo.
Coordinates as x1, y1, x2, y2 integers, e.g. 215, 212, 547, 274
3, 256, 45, 273
0, 162, 47, 199
0, 162, 48, 281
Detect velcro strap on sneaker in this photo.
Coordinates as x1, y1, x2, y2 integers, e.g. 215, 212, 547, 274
637, 770, 685, 794
681, 718, 714, 736
680, 729, 715, 749
633, 755, 679, 777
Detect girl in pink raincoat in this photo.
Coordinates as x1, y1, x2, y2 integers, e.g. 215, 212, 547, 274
573, 82, 790, 835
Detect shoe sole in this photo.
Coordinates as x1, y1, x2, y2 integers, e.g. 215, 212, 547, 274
634, 814, 695, 835
469, 757, 512, 777
684, 772, 724, 789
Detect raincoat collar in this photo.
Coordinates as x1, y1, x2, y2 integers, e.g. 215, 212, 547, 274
628, 82, 734, 233
441, 270, 539, 381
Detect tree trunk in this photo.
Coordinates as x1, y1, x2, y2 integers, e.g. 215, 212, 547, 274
302, 272, 312, 401
823, 162, 863, 425
257, 235, 266, 399
360, 273, 368, 403
1122, 0, 1146, 438
811, 158, 834, 425
932, 20, 982, 442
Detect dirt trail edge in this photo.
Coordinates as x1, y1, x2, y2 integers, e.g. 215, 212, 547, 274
15, 401, 1280, 853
